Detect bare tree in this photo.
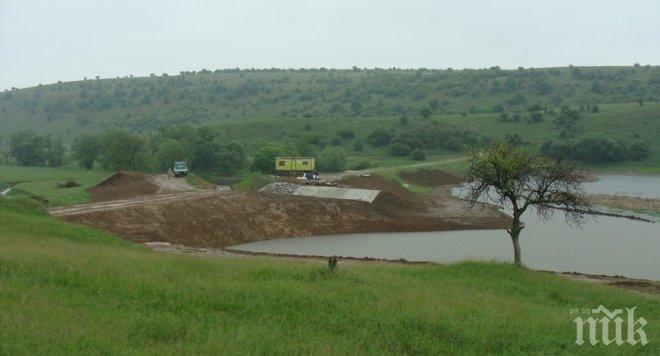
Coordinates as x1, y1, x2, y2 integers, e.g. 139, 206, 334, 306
466, 142, 591, 266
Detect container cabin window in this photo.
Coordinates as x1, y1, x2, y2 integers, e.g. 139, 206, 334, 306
278, 161, 285, 166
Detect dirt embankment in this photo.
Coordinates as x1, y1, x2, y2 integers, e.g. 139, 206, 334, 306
57, 171, 510, 248
89, 171, 195, 202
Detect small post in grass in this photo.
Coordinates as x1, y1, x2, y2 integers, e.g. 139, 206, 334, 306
328, 256, 338, 271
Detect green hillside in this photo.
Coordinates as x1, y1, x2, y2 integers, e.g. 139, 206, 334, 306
1, 66, 659, 138
1, 66, 659, 174
212, 102, 660, 173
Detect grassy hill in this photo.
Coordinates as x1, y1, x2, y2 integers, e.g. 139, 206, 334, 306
1, 66, 659, 174
0, 195, 657, 353
1, 66, 659, 138
212, 101, 660, 173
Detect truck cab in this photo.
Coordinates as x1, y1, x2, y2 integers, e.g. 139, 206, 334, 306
173, 161, 189, 177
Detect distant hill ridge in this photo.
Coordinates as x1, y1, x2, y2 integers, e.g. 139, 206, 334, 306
1, 66, 658, 137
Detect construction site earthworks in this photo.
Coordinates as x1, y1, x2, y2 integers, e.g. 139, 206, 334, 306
49, 169, 511, 249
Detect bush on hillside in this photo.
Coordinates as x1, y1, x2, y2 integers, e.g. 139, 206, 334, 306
366, 128, 394, 146
410, 149, 426, 161
541, 136, 650, 163
349, 159, 371, 170
317, 146, 347, 172
57, 180, 81, 188
250, 146, 282, 173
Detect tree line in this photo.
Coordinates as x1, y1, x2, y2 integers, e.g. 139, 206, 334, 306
2, 126, 247, 175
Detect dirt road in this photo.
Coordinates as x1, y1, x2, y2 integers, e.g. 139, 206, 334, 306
322, 156, 468, 181
49, 190, 221, 217
49, 173, 224, 217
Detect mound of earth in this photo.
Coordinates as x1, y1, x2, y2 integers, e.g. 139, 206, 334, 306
90, 171, 161, 202
340, 174, 427, 215
399, 169, 464, 187
61, 190, 510, 249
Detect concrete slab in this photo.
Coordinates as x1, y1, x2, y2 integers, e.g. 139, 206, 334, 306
293, 186, 380, 203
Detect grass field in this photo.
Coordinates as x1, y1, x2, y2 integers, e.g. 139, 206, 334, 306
0, 164, 111, 206
0, 196, 657, 354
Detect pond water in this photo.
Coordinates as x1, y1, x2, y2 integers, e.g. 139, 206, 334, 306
583, 175, 660, 199
231, 175, 660, 280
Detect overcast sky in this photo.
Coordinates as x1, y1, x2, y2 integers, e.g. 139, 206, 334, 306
1, 0, 659, 90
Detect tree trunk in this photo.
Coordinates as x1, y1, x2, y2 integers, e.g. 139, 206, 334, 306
508, 214, 523, 267
511, 232, 521, 267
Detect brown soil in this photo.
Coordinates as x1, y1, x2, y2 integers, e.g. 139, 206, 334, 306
89, 171, 161, 202
53, 173, 511, 249
556, 272, 660, 296
399, 169, 465, 187
89, 171, 196, 202
340, 174, 428, 214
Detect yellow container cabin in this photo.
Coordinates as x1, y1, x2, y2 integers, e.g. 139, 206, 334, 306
275, 157, 315, 173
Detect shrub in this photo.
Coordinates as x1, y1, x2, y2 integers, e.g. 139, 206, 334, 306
541, 136, 647, 163
352, 141, 363, 152
410, 149, 426, 161
540, 140, 571, 159
366, 128, 393, 146
444, 137, 462, 151
330, 137, 342, 146
317, 147, 347, 172
389, 142, 411, 156
628, 142, 650, 161
350, 160, 371, 170
217, 143, 246, 175
335, 130, 355, 139
571, 136, 627, 163
250, 146, 282, 173
58, 180, 81, 188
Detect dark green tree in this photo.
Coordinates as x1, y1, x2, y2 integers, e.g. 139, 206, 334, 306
317, 147, 347, 172
156, 139, 188, 171
100, 130, 147, 171
250, 146, 282, 173
217, 142, 246, 174
72, 134, 101, 169
366, 128, 393, 146
8, 131, 46, 166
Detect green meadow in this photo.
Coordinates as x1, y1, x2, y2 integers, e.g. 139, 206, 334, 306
0, 164, 111, 206
0, 196, 657, 354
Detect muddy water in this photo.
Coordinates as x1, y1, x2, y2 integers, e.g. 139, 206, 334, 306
231, 175, 660, 280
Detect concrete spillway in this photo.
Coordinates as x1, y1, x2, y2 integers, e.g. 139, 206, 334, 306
293, 186, 380, 203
